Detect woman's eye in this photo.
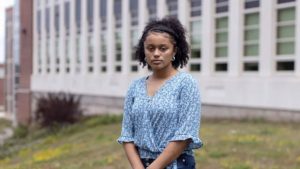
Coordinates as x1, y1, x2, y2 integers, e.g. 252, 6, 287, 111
160, 47, 167, 51
147, 47, 154, 51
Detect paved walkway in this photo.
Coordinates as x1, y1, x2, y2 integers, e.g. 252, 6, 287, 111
0, 127, 13, 146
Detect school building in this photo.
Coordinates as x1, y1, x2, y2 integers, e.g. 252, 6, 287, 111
16, 0, 300, 123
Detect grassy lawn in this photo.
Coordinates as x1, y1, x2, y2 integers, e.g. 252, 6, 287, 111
0, 119, 12, 135
0, 115, 300, 169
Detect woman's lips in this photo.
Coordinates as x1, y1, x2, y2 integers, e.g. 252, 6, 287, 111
151, 60, 163, 64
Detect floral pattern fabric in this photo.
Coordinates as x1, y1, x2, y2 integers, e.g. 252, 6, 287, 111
117, 71, 203, 169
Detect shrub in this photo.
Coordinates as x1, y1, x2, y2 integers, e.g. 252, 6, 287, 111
13, 124, 28, 139
35, 92, 83, 128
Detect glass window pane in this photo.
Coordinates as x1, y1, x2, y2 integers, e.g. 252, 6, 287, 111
278, 0, 295, 4
190, 64, 201, 71
277, 41, 295, 55
191, 48, 201, 58
216, 46, 227, 57
215, 63, 228, 71
277, 25, 295, 38
245, 13, 259, 26
192, 35, 201, 45
244, 44, 259, 56
278, 8, 295, 22
100, 0, 107, 18
101, 55, 107, 62
245, 0, 260, 9
216, 6, 228, 13
131, 65, 138, 72
116, 53, 122, 61
216, 17, 228, 29
244, 62, 259, 71
244, 29, 259, 41
216, 32, 228, 43
191, 21, 201, 33
276, 61, 294, 71
115, 65, 122, 72
116, 43, 122, 50
131, 30, 139, 46
101, 66, 107, 72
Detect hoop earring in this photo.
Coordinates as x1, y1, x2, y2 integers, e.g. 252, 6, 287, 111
172, 56, 176, 61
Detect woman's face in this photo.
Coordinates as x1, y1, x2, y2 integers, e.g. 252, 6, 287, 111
144, 32, 176, 71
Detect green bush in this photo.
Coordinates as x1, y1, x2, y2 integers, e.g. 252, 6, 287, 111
35, 92, 83, 128
13, 124, 28, 139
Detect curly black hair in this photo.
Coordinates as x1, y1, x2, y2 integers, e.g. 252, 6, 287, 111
135, 17, 190, 69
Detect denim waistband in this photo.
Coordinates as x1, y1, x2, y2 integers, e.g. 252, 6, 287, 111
141, 153, 195, 169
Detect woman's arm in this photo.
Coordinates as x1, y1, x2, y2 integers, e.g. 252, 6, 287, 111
123, 142, 145, 169
147, 140, 191, 169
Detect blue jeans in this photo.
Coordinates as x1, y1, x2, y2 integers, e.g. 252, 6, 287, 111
141, 153, 196, 169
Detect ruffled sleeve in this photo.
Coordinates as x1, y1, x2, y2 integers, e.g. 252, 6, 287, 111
117, 81, 136, 144
169, 76, 203, 149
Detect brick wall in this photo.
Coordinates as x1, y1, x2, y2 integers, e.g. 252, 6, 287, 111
16, 0, 33, 125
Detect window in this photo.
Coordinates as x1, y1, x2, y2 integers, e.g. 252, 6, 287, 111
147, 0, 157, 21
130, 0, 138, 26
37, 10, 41, 36
276, 6, 296, 71
65, 38, 70, 73
189, 0, 201, 72
245, 0, 259, 9
190, 0, 202, 16
87, 35, 94, 73
166, 0, 178, 18
87, 0, 93, 32
216, 0, 229, 13
243, 2, 260, 72
45, 8, 50, 37
130, 29, 139, 72
64, 2, 70, 35
100, 0, 107, 30
114, 0, 122, 73
115, 31, 122, 72
46, 39, 50, 73
278, 0, 295, 4
55, 38, 60, 73
100, 33, 107, 73
130, 0, 139, 72
114, 0, 122, 28
38, 40, 41, 74
76, 36, 81, 73
55, 5, 59, 36
215, 17, 228, 72
76, 0, 81, 33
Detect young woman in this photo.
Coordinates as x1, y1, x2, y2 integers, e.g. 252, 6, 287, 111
118, 17, 203, 169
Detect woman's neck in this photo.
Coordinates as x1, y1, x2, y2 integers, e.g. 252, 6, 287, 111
151, 67, 178, 80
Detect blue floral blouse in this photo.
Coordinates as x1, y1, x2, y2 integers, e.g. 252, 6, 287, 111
117, 71, 203, 169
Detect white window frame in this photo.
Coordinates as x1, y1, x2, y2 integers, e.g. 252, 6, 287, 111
189, 16, 202, 72
275, 2, 296, 72
242, 7, 260, 73
214, 12, 229, 73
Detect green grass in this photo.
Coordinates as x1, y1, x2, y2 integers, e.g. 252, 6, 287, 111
0, 119, 12, 135
0, 116, 300, 169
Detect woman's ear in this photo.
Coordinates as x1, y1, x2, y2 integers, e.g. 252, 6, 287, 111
173, 46, 177, 55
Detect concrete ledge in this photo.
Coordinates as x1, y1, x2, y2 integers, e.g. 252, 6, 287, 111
32, 92, 300, 122
202, 104, 300, 122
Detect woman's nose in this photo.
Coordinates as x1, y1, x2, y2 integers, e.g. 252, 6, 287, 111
153, 49, 160, 57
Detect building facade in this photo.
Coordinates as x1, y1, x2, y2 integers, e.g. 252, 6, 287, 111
4, 0, 34, 126
3, 7, 15, 121
31, 0, 300, 121
0, 64, 5, 114
16, 0, 34, 125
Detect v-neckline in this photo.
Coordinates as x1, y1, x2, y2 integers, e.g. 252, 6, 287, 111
144, 71, 181, 98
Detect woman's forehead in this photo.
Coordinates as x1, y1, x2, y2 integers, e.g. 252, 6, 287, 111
144, 32, 174, 44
